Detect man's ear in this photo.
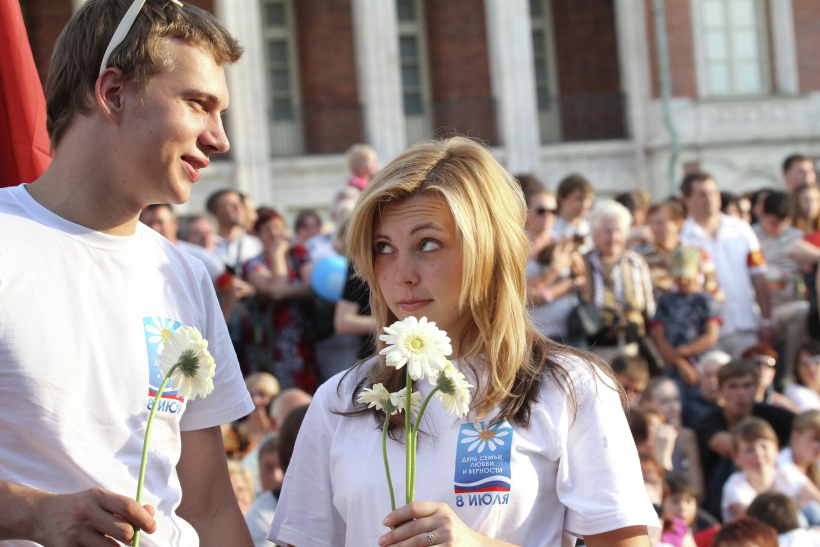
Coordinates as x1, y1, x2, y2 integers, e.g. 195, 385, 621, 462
94, 67, 128, 124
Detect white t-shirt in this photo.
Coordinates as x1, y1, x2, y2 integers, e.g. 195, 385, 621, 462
779, 528, 820, 547
245, 491, 277, 547
0, 185, 254, 547
777, 447, 820, 483
215, 230, 263, 272
784, 383, 820, 413
268, 356, 659, 547
680, 214, 766, 336
177, 239, 226, 283
721, 465, 808, 522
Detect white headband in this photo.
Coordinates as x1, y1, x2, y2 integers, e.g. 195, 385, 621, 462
98, 0, 184, 77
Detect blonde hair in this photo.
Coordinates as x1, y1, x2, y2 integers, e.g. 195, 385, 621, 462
347, 144, 377, 173
244, 372, 280, 399
46, 0, 242, 151
226, 461, 255, 503
345, 137, 619, 430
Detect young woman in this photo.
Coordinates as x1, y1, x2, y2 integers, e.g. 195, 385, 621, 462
777, 410, 820, 489
784, 341, 820, 412
268, 138, 657, 547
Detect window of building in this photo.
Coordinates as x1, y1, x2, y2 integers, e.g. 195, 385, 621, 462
530, 0, 561, 143
397, 0, 433, 145
261, 0, 304, 156
699, 0, 769, 95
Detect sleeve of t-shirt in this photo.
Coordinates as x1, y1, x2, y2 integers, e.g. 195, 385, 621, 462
743, 223, 767, 276
721, 472, 755, 516
267, 379, 347, 547
178, 262, 254, 431
554, 363, 661, 538
701, 292, 722, 323
649, 296, 670, 328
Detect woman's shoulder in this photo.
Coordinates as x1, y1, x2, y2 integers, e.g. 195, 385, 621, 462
533, 348, 621, 412
313, 357, 377, 409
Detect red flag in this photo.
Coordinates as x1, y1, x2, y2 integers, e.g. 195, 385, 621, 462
0, 0, 52, 188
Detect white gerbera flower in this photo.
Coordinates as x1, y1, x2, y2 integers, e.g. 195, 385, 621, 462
391, 390, 423, 417
379, 316, 452, 381
358, 383, 394, 414
157, 326, 215, 401
431, 361, 473, 417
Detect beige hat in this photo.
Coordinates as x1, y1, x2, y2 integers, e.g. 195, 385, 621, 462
670, 246, 701, 279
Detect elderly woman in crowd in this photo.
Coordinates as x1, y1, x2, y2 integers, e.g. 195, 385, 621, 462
580, 200, 655, 362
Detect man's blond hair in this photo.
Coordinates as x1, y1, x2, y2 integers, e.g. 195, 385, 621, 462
46, 0, 242, 151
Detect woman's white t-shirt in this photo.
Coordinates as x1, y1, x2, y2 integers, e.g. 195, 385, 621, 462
721, 464, 808, 522
268, 356, 658, 547
784, 383, 820, 413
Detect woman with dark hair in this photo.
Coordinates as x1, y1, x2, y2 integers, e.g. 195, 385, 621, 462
784, 341, 820, 412
244, 207, 319, 392
268, 138, 658, 547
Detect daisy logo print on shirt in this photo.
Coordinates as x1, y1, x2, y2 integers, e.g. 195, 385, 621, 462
454, 420, 512, 508
143, 317, 185, 414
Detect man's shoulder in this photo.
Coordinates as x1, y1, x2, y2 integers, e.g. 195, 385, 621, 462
754, 402, 795, 422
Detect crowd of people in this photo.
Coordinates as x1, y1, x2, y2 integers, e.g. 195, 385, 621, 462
138, 145, 820, 546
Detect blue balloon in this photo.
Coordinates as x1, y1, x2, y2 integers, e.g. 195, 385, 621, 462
311, 255, 348, 302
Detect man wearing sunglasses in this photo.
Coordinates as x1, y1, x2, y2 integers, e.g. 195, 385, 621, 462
0, 1, 254, 545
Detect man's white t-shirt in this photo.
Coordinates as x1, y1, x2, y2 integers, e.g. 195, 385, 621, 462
721, 465, 808, 522
0, 185, 254, 547
215, 230, 263, 272
680, 214, 766, 336
268, 357, 659, 547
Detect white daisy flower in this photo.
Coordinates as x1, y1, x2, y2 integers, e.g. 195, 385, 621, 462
461, 422, 511, 453
379, 316, 452, 381
357, 383, 394, 414
144, 317, 179, 345
391, 390, 423, 417
157, 326, 215, 401
431, 361, 473, 417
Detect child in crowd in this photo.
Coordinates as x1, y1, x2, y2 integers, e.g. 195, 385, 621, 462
721, 417, 820, 523
711, 518, 779, 547
778, 410, 820, 489
663, 474, 719, 547
747, 491, 820, 547
630, 408, 679, 472
612, 354, 650, 406
346, 144, 379, 190
641, 378, 705, 499
649, 246, 721, 389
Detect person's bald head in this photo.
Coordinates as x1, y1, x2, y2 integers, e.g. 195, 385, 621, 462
269, 388, 312, 433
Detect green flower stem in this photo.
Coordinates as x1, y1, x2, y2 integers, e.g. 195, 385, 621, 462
409, 387, 440, 502
382, 420, 396, 513
133, 363, 179, 547
405, 368, 412, 505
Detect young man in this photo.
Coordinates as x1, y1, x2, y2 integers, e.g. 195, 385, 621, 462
206, 188, 263, 273
679, 172, 775, 358
0, 1, 254, 545
783, 154, 817, 194
694, 362, 794, 519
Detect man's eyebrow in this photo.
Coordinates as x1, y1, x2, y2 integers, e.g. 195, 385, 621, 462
181, 88, 228, 113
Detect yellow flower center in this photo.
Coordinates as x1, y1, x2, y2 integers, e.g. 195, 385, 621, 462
479, 430, 496, 441
410, 338, 423, 350
161, 329, 173, 343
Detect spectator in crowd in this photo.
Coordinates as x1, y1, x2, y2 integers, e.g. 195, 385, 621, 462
346, 144, 379, 191
784, 341, 820, 412
179, 214, 219, 252
790, 183, 820, 237
228, 461, 256, 516
242, 193, 259, 235
785, 184, 820, 340
334, 258, 377, 361
738, 193, 753, 224
551, 173, 594, 254
641, 378, 705, 499
244, 436, 281, 547
649, 246, 721, 389
208, 189, 264, 273
750, 187, 774, 225
329, 186, 361, 255
581, 200, 655, 361
777, 410, 820, 489
663, 474, 719, 542
630, 408, 679, 475
747, 491, 820, 547
521, 179, 586, 345
679, 172, 774, 357
783, 154, 817, 194
244, 208, 319, 392
695, 361, 794, 518
721, 417, 820, 523
269, 388, 313, 434
721, 192, 742, 219
640, 452, 667, 510
681, 350, 731, 428
711, 517, 778, 547
754, 191, 809, 373
276, 403, 310, 475
741, 344, 797, 411
615, 190, 653, 248
612, 354, 650, 406
237, 372, 280, 450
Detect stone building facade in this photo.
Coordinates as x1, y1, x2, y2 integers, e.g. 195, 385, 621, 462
19, 0, 820, 217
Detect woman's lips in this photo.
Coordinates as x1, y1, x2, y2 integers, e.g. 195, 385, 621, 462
399, 300, 432, 312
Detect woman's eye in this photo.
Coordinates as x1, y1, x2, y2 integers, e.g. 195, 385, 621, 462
375, 242, 393, 254
420, 240, 440, 252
